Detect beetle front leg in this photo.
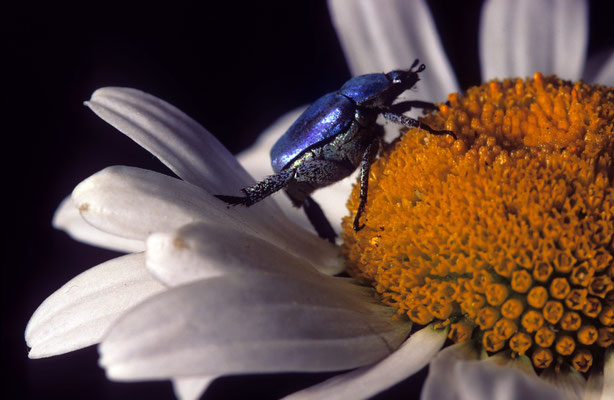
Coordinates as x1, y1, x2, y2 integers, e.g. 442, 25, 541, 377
215, 168, 294, 206
389, 100, 439, 114
382, 112, 456, 139
354, 140, 379, 231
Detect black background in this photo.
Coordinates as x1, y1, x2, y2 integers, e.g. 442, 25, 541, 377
4, 1, 612, 399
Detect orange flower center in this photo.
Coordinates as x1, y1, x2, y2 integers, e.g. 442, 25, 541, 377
342, 73, 614, 373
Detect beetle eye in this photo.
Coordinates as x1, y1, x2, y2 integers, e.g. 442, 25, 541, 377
387, 70, 405, 84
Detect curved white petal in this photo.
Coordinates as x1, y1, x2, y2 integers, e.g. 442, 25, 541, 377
237, 108, 356, 236
53, 196, 145, 253
480, 0, 588, 80
172, 376, 216, 400
283, 325, 446, 400
422, 342, 572, 400
25, 253, 165, 358
328, 0, 458, 100
72, 165, 253, 239
86, 88, 343, 271
99, 271, 410, 380
86, 87, 255, 196
420, 341, 477, 400
147, 222, 338, 286
146, 221, 371, 301
73, 166, 344, 275
594, 52, 614, 86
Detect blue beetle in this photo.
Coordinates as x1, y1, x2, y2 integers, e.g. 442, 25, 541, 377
216, 59, 455, 243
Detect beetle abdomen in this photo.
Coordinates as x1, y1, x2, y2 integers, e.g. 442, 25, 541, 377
270, 93, 355, 173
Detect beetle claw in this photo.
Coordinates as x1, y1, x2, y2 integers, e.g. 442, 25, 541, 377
353, 217, 365, 232
302, 196, 337, 243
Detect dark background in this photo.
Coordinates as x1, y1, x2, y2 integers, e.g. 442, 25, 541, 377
3, 1, 612, 399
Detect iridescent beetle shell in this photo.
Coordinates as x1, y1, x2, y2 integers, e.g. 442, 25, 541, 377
270, 73, 393, 173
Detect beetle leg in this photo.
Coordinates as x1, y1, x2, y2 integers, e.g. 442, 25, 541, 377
302, 196, 337, 243
215, 168, 294, 206
382, 112, 456, 139
286, 160, 354, 240
354, 139, 379, 231
389, 100, 439, 114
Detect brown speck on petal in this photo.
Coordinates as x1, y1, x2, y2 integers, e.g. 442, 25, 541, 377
173, 237, 188, 249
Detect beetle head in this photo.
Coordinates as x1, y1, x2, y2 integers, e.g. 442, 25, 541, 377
384, 59, 425, 102
387, 59, 424, 86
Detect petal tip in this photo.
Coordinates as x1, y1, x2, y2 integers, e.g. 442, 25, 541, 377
27, 347, 45, 359
89, 86, 127, 100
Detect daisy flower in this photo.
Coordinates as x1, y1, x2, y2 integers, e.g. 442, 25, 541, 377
26, 0, 614, 399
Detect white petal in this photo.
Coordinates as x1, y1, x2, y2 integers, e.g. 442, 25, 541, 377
146, 223, 334, 286
283, 325, 446, 400
72, 165, 249, 239
422, 342, 571, 400
86, 87, 341, 267
480, 0, 588, 80
53, 196, 145, 253
594, 52, 614, 86
73, 166, 344, 275
86, 87, 254, 195
99, 271, 410, 380
328, 0, 458, 100
420, 341, 478, 400
25, 253, 165, 358
172, 376, 216, 400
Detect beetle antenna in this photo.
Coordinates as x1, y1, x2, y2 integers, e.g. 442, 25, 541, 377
417, 64, 426, 73
410, 59, 420, 70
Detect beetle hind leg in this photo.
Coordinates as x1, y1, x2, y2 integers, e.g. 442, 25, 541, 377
302, 196, 337, 243
286, 159, 355, 242
285, 190, 337, 244
215, 169, 294, 207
